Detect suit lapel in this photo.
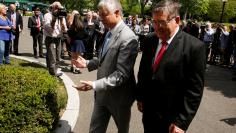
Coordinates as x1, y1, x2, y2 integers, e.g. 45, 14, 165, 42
32, 16, 37, 24
154, 29, 182, 73
99, 22, 126, 63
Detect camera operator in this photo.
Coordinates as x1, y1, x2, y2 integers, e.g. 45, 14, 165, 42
43, 1, 67, 76
203, 22, 215, 62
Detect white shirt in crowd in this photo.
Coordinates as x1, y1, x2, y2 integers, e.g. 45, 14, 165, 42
43, 12, 67, 38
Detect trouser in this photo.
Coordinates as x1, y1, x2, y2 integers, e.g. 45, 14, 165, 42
142, 106, 172, 133
10, 33, 20, 54
32, 33, 43, 57
0, 40, 10, 64
45, 36, 61, 75
233, 46, 236, 68
0, 40, 5, 64
204, 41, 211, 62
4, 41, 10, 64
89, 101, 131, 133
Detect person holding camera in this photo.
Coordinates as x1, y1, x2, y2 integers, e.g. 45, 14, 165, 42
203, 22, 215, 62
43, 1, 67, 76
0, 4, 13, 65
28, 7, 44, 59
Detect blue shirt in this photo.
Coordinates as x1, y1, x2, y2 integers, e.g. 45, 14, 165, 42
0, 17, 12, 41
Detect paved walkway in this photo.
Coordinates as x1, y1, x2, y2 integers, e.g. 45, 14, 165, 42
16, 17, 236, 133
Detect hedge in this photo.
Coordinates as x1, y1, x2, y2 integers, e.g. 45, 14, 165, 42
0, 58, 67, 132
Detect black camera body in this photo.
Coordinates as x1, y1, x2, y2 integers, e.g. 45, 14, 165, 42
58, 8, 67, 17
53, 8, 67, 18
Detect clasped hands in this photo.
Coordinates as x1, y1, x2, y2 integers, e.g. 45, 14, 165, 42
72, 56, 93, 91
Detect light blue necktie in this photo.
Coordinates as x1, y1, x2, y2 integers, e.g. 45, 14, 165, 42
102, 31, 112, 57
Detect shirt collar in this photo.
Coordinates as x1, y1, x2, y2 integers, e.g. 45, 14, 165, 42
159, 26, 179, 45
109, 20, 123, 35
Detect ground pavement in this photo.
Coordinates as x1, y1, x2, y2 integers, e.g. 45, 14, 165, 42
16, 17, 236, 133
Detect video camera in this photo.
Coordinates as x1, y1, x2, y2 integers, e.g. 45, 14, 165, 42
53, 8, 67, 18
58, 8, 67, 17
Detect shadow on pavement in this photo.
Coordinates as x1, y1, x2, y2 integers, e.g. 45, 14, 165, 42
54, 119, 72, 133
19, 62, 46, 69
60, 67, 71, 73
220, 117, 236, 126
19, 52, 34, 57
204, 65, 236, 98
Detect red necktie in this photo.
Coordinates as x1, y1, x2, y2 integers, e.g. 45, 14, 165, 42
152, 41, 167, 72
36, 17, 40, 32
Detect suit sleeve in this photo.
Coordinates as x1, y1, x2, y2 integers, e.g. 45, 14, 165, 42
87, 58, 99, 71
136, 36, 150, 102
174, 40, 206, 130
28, 17, 34, 28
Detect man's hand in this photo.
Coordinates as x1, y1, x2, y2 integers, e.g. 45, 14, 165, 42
169, 123, 185, 133
137, 101, 143, 112
73, 80, 93, 91
72, 56, 87, 68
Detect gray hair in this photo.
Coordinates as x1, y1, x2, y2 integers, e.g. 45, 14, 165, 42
98, 0, 123, 16
51, 1, 63, 9
152, 0, 181, 20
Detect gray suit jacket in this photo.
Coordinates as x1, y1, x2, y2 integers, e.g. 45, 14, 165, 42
87, 21, 138, 106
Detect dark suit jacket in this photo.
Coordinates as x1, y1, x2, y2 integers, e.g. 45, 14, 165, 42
28, 15, 43, 36
7, 11, 23, 34
136, 29, 206, 130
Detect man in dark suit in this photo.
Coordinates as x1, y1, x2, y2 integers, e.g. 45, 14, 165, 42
83, 11, 99, 59
7, 4, 23, 55
72, 0, 138, 132
28, 7, 44, 58
136, 1, 206, 133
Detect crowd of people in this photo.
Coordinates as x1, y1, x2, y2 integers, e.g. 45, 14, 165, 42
1, 2, 235, 70
0, 0, 236, 132
182, 20, 236, 80
0, 3, 23, 65
183, 20, 236, 68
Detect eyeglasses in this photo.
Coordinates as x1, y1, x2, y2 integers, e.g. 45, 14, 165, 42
152, 17, 175, 27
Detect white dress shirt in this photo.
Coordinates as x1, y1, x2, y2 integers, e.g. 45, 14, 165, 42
43, 12, 67, 38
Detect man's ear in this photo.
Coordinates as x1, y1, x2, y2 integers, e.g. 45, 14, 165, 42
114, 9, 120, 17
175, 16, 181, 25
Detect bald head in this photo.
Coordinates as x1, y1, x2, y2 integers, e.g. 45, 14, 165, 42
9, 4, 16, 12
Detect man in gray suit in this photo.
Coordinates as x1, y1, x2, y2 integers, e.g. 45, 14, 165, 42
72, 0, 138, 133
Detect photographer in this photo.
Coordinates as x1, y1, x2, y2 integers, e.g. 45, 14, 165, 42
43, 1, 67, 76
203, 22, 215, 62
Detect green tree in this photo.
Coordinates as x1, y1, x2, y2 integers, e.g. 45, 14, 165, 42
151, 0, 210, 21
207, 0, 236, 23
121, 0, 140, 16
178, 0, 210, 20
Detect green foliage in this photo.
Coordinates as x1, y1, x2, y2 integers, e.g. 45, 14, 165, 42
207, 0, 221, 22
62, 0, 97, 12
222, 0, 236, 23
206, 0, 236, 22
24, 11, 34, 16
121, 0, 140, 16
0, 59, 67, 132
33, 0, 236, 22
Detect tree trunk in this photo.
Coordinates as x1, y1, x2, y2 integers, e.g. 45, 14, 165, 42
183, 7, 188, 21
141, 1, 145, 18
